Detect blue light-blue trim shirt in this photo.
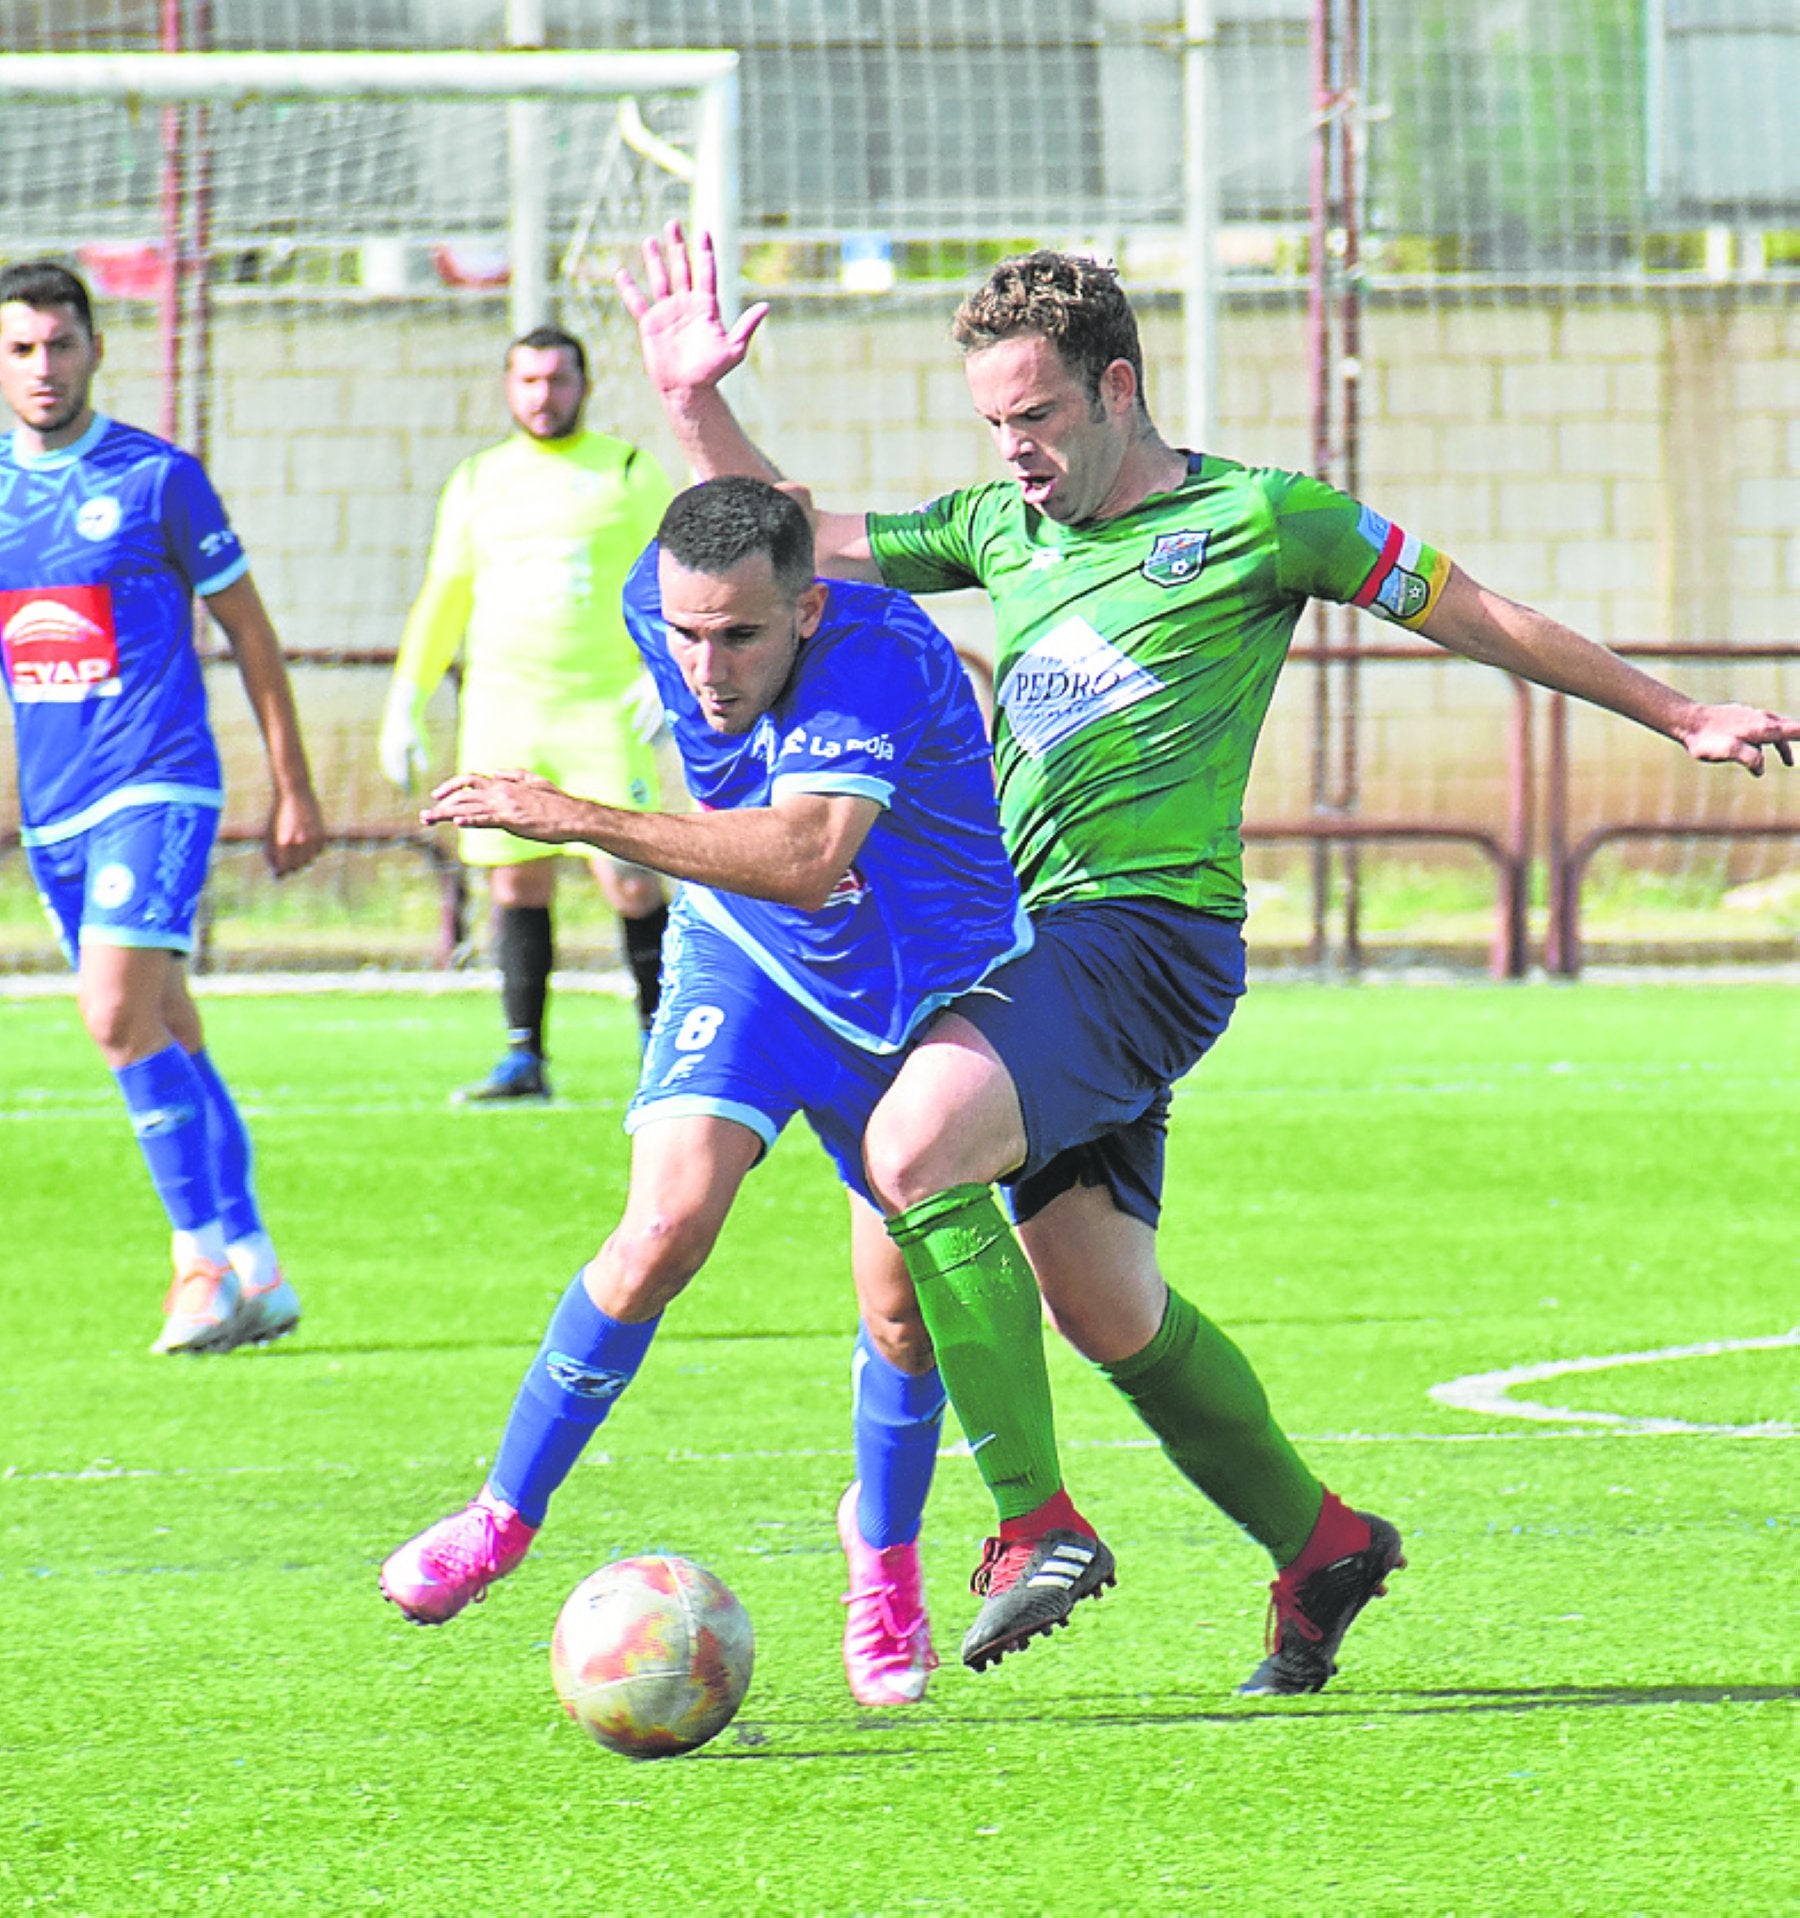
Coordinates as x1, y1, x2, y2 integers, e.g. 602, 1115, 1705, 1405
623, 544, 1031, 1054
0, 415, 247, 843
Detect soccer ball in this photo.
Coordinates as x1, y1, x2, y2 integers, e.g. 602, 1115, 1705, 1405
550, 1554, 755, 1760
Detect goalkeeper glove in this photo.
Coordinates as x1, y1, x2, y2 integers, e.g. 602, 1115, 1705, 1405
379, 682, 431, 792
623, 670, 667, 745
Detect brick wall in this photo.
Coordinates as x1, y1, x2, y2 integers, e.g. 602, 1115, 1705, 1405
70, 287, 1800, 656
3, 289, 1794, 848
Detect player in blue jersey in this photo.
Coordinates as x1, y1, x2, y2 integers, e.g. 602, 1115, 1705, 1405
0, 261, 326, 1355
377, 477, 1094, 1707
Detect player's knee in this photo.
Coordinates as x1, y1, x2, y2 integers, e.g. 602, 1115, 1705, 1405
599, 1208, 716, 1315
77, 980, 158, 1065
861, 1103, 943, 1215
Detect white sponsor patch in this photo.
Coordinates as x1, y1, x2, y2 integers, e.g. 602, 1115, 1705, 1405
997, 615, 1164, 760
0, 587, 122, 703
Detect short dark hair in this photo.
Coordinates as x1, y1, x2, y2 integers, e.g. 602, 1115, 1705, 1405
952, 250, 1146, 418
0, 260, 96, 339
658, 477, 815, 600
507, 324, 587, 381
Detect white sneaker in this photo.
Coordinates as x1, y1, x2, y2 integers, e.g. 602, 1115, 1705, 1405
231, 1274, 302, 1348
152, 1259, 241, 1354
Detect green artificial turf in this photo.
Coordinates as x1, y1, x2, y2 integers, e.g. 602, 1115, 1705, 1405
2, 983, 1795, 1916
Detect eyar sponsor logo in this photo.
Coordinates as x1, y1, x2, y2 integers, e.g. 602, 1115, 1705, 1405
0, 585, 121, 703
997, 615, 1164, 760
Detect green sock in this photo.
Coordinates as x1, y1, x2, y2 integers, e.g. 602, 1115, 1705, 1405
886, 1183, 1062, 1523
1102, 1287, 1323, 1565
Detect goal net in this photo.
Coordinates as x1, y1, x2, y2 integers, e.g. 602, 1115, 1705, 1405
0, 48, 734, 970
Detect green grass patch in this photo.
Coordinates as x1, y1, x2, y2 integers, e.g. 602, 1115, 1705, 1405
2, 983, 1794, 1914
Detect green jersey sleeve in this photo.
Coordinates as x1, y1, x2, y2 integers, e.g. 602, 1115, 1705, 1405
866, 489, 994, 594
1260, 468, 1452, 630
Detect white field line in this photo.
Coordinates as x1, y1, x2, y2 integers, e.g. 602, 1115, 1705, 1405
1, 969, 632, 999
1429, 1330, 1800, 1437
11, 1415, 1795, 1489
0, 1097, 628, 1123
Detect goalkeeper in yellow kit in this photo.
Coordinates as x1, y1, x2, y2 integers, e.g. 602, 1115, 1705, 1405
381, 327, 674, 1099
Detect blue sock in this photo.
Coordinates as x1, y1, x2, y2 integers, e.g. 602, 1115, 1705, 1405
114, 1044, 220, 1233
852, 1324, 946, 1548
188, 1048, 263, 1244
488, 1270, 660, 1527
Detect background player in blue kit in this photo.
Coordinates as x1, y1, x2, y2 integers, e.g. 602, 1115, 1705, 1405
377, 478, 1099, 1707
0, 261, 326, 1355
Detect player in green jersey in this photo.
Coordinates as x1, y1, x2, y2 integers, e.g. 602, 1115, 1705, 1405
620, 223, 1799, 1692
380, 327, 674, 1100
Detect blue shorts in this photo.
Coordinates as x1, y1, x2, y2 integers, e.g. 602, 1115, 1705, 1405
27, 800, 220, 964
950, 898, 1247, 1229
626, 911, 903, 1208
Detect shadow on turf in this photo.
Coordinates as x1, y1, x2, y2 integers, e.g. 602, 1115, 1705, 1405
1391, 1683, 1800, 1712
1095, 1682, 1800, 1725
674, 1685, 1800, 1759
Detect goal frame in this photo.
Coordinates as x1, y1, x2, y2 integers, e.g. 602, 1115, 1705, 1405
0, 48, 741, 430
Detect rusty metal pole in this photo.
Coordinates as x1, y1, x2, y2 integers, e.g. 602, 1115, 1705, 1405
1307, 0, 1335, 966
191, 1, 214, 470
1494, 679, 1533, 977
1336, 0, 1366, 967
157, 0, 184, 446
1544, 693, 1576, 975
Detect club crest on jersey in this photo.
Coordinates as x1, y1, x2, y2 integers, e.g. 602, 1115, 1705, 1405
75, 496, 122, 542
1140, 529, 1209, 589
1371, 564, 1432, 623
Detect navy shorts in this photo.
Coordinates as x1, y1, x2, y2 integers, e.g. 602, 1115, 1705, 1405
627, 909, 904, 1209
27, 800, 220, 964
950, 897, 1247, 1228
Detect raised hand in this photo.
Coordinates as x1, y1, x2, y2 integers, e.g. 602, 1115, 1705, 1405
615, 221, 770, 398
1677, 703, 1800, 777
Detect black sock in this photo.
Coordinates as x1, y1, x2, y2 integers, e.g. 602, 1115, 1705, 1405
622, 902, 669, 1030
497, 904, 553, 1057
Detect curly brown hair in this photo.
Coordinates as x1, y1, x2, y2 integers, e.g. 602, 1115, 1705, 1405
951, 251, 1147, 418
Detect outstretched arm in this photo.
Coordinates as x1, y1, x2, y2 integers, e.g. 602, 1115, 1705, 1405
422, 769, 880, 912
205, 573, 328, 874
617, 221, 880, 581
380, 468, 476, 790
1418, 565, 1799, 777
